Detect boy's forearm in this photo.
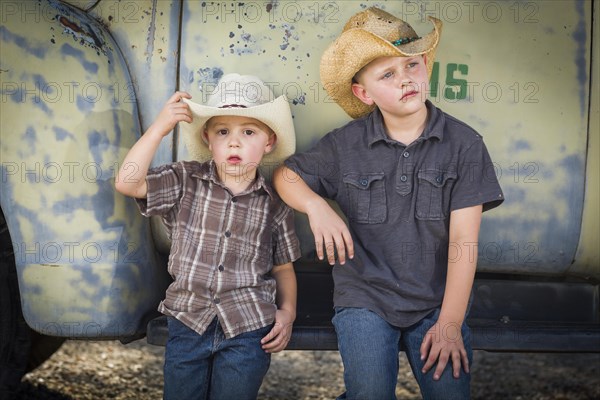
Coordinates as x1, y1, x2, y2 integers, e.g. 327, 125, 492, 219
438, 256, 476, 326
115, 126, 165, 198
273, 166, 326, 215
271, 262, 297, 318
274, 165, 354, 265
438, 205, 483, 326
115, 91, 192, 198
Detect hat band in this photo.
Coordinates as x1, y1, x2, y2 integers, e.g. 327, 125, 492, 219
219, 104, 248, 109
391, 36, 420, 46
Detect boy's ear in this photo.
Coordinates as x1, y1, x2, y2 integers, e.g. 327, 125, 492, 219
351, 82, 375, 106
265, 133, 277, 154
203, 129, 212, 150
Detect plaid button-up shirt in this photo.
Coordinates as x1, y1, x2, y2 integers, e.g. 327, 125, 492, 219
137, 160, 300, 338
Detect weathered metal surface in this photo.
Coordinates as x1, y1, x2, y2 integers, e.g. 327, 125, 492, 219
571, 0, 599, 279
178, 0, 595, 276
0, 0, 168, 337
60, 0, 99, 10
0, 0, 598, 340
423, 0, 591, 275
88, 0, 180, 167
88, 0, 181, 253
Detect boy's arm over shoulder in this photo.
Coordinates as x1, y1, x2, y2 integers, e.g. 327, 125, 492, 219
280, 130, 342, 199
273, 167, 327, 217
273, 127, 356, 265
273, 166, 354, 265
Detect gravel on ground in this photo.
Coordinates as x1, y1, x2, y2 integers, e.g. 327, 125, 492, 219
12, 339, 600, 399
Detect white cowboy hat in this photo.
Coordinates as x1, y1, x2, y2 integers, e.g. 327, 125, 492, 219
180, 73, 296, 168
320, 7, 442, 119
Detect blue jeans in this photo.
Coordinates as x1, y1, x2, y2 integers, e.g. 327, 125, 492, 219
332, 307, 472, 400
163, 317, 271, 400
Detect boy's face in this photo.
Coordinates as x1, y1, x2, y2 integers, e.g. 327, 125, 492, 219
204, 115, 276, 184
352, 55, 429, 118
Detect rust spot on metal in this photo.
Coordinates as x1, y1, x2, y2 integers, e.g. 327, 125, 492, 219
58, 15, 103, 49
59, 16, 82, 33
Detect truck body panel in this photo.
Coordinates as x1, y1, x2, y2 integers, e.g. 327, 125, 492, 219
572, 0, 600, 278
0, 0, 169, 337
1, 0, 598, 350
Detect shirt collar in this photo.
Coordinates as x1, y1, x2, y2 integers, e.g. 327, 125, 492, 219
367, 100, 445, 148
193, 160, 274, 198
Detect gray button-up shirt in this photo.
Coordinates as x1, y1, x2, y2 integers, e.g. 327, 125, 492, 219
285, 101, 503, 327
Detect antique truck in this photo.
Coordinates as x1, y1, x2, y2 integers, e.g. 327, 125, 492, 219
1, 0, 598, 393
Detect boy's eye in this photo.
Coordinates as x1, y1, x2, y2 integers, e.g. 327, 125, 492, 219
243, 129, 255, 136
217, 129, 228, 136
382, 71, 394, 79
407, 62, 418, 68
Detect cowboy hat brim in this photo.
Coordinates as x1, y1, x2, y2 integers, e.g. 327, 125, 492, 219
320, 16, 442, 119
179, 95, 295, 169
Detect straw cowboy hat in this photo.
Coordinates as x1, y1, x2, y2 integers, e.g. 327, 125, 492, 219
320, 7, 443, 119
180, 73, 295, 167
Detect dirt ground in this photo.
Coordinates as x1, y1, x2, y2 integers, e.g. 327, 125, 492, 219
13, 339, 600, 399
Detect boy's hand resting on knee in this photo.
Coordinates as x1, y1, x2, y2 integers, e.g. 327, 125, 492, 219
420, 320, 470, 381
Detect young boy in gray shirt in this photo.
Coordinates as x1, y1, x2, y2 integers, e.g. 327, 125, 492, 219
274, 8, 503, 400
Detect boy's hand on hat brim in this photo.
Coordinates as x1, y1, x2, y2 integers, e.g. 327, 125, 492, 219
152, 92, 193, 136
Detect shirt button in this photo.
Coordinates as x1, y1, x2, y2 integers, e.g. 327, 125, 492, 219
436, 176, 443, 183
400, 175, 408, 182
403, 151, 410, 158
360, 179, 368, 186
213, 297, 220, 304
218, 265, 224, 272
224, 231, 231, 237
231, 197, 237, 203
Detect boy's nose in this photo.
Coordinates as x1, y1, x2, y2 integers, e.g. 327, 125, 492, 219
400, 78, 417, 91
400, 77, 413, 87
228, 134, 241, 147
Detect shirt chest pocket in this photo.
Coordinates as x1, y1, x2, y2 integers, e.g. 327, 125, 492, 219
416, 169, 457, 220
343, 172, 387, 224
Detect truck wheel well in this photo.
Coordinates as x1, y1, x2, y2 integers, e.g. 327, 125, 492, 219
0, 207, 65, 395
